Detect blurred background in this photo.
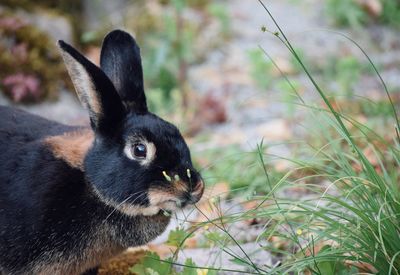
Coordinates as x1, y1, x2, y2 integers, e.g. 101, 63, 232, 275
1, 0, 399, 195
1, 0, 400, 274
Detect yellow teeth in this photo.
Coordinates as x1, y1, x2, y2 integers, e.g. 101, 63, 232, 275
162, 171, 172, 182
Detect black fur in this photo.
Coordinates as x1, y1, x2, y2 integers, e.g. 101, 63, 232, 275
0, 30, 203, 274
100, 30, 147, 113
58, 40, 126, 134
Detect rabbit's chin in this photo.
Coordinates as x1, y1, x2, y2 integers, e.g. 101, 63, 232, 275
138, 206, 163, 216
91, 186, 182, 217
104, 202, 178, 217
120, 202, 180, 217
138, 201, 180, 216
103, 200, 181, 217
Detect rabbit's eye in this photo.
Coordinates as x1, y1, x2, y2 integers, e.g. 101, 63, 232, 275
124, 138, 155, 165
133, 143, 147, 158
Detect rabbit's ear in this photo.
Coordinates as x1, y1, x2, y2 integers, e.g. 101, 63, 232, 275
58, 40, 125, 134
100, 30, 148, 113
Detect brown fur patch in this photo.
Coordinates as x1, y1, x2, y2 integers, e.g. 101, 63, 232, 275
45, 129, 94, 170
98, 249, 147, 275
173, 180, 188, 193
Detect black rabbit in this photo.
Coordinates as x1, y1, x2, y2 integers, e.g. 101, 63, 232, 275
0, 30, 204, 274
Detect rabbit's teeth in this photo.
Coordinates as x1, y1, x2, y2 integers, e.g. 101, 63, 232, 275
175, 200, 182, 208
162, 171, 172, 182
162, 210, 172, 216
186, 169, 191, 179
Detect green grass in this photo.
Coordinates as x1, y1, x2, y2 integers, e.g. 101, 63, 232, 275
130, 1, 400, 274
193, 145, 286, 195
326, 0, 400, 28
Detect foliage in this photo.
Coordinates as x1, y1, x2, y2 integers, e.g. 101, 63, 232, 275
0, 12, 71, 102
129, 233, 219, 275
157, 2, 400, 274
207, 3, 231, 39
322, 55, 365, 98
129, 252, 173, 275
166, 228, 188, 247
228, 2, 400, 273
247, 48, 274, 90
1, 0, 83, 42
194, 145, 284, 196
326, 0, 368, 27
1, 0, 82, 11
326, 0, 400, 28
381, 0, 400, 28
123, 0, 231, 107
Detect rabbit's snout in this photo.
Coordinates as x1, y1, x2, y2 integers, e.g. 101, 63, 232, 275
172, 169, 204, 205
178, 179, 204, 207
187, 179, 204, 203
172, 174, 204, 205
148, 170, 204, 212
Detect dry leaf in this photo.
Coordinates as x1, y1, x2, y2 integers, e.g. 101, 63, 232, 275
98, 249, 147, 275
256, 119, 292, 141
272, 57, 295, 76
195, 182, 230, 222
85, 46, 101, 66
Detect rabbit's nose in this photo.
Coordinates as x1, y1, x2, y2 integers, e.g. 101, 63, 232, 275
187, 180, 204, 204
180, 194, 199, 207
177, 180, 203, 207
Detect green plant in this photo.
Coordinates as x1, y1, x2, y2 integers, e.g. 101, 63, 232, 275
129, 228, 220, 275
247, 48, 274, 90
193, 145, 284, 196
249, 1, 400, 273
207, 3, 231, 39
359, 97, 399, 117
138, 2, 196, 106
154, 2, 400, 274
325, 56, 363, 98
326, 0, 368, 27
130, 1, 400, 273
126, 0, 230, 112
276, 79, 302, 117
326, 0, 400, 28
130, 251, 210, 275
381, 0, 400, 28
0, 12, 71, 102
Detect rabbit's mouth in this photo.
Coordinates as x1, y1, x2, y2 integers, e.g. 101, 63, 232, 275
121, 199, 183, 217
147, 180, 204, 208
143, 181, 204, 215
91, 178, 204, 217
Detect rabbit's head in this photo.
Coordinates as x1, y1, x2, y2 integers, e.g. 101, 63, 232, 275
57, 30, 204, 216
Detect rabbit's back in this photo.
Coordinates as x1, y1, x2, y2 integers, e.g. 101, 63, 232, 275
0, 105, 78, 207
0, 106, 74, 142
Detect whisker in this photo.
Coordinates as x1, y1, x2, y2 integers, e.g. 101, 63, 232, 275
102, 190, 148, 222
103, 194, 135, 223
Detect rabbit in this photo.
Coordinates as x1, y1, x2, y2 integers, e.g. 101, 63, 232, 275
0, 29, 204, 275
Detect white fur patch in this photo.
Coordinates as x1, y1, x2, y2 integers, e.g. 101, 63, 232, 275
90, 185, 160, 217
